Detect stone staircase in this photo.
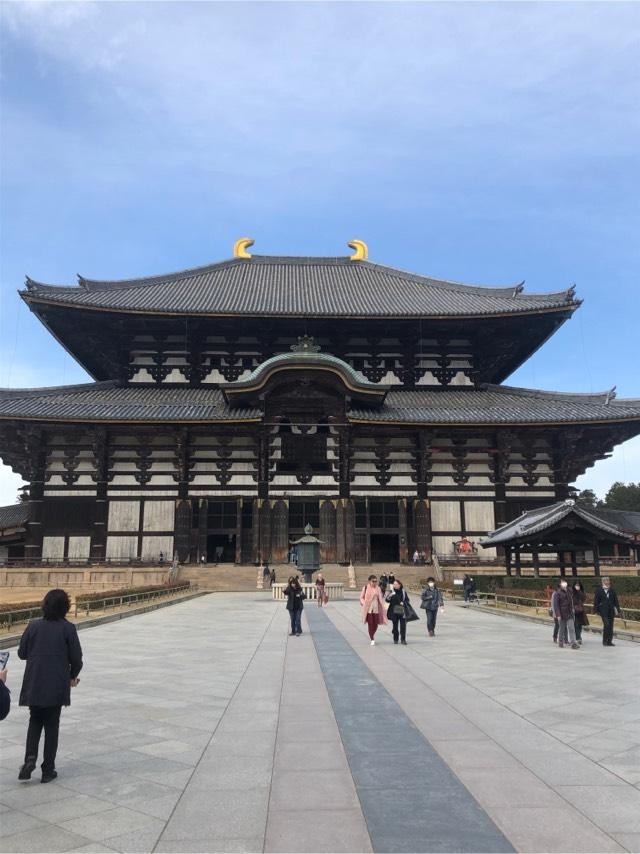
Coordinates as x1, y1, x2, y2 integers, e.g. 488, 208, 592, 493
177, 562, 431, 593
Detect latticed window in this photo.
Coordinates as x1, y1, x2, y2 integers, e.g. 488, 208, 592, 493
369, 500, 399, 529
207, 500, 237, 529
355, 501, 367, 529
289, 500, 320, 529
279, 434, 329, 473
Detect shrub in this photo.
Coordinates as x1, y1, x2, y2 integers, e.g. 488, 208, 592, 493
75, 582, 189, 604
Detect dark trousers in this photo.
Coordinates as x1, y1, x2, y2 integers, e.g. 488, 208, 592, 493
553, 619, 568, 643
366, 613, 379, 640
426, 609, 438, 634
574, 616, 583, 642
289, 608, 302, 634
601, 613, 615, 645
25, 705, 61, 772
391, 615, 406, 642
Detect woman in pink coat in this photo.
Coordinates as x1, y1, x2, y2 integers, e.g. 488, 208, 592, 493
360, 574, 388, 645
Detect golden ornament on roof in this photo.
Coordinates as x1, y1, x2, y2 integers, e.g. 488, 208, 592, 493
348, 239, 368, 261
233, 238, 255, 259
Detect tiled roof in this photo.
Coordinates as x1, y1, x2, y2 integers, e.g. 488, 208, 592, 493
0, 383, 260, 423
0, 382, 639, 425
350, 385, 640, 424
481, 500, 633, 546
588, 508, 640, 534
0, 504, 28, 531
22, 256, 578, 318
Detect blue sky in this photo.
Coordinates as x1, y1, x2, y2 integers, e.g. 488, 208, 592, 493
1, 1, 639, 504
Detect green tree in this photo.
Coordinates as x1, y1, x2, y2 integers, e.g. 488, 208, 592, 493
603, 482, 640, 511
575, 488, 598, 509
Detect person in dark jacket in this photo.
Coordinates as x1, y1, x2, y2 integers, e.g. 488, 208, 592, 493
571, 580, 589, 645
552, 579, 579, 649
593, 577, 622, 646
284, 576, 306, 636
385, 579, 411, 645
0, 668, 10, 721
379, 573, 388, 596
420, 577, 444, 637
18, 589, 83, 783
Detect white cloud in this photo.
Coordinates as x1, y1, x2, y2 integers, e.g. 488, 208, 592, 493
0, 464, 25, 506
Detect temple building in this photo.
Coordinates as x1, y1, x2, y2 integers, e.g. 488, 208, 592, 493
1, 238, 639, 567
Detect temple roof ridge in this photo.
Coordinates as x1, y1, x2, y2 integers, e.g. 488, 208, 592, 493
482, 384, 634, 405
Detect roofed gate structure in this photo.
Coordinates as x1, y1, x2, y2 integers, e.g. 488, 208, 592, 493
1, 239, 639, 568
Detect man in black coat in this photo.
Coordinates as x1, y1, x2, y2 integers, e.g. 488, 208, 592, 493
0, 669, 10, 721
593, 577, 622, 646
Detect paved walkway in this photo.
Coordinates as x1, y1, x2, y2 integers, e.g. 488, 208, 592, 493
0, 594, 638, 853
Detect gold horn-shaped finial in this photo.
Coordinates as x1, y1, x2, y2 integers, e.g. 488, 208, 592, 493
348, 239, 368, 261
233, 237, 255, 259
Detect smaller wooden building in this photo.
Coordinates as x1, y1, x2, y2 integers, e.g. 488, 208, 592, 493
481, 500, 638, 576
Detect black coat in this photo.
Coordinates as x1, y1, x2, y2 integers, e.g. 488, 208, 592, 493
386, 587, 410, 620
555, 588, 574, 621
283, 584, 306, 612
421, 585, 443, 611
0, 681, 10, 721
593, 587, 621, 617
18, 618, 83, 708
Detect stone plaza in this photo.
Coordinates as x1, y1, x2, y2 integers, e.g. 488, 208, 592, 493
0, 593, 639, 853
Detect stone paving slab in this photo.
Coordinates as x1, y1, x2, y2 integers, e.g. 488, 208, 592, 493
1, 592, 638, 853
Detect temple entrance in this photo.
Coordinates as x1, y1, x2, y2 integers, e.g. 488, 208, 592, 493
370, 534, 399, 563
207, 534, 236, 563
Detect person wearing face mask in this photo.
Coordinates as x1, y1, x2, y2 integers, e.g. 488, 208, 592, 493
593, 577, 622, 646
385, 579, 411, 645
571, 580, 588, 645
420, 577, 444, 637
550, 584, 568, 645
553, 579, 579, 649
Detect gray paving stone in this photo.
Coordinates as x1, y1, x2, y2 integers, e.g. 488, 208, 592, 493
489, 805, 625, 853
265, 808, 373, 853
273, 739, 347, 773
430, 738, 521, 771
59, 807, 164, 843
612, 833, 640, 852
65, 845, 118, 853
154, 836, 265, 853
555, 786, 640, 833
20, 794, 115, 823
0, 809, 46, 838
195, 754, 274, 789
0, 825, 92, 853
270, 768, 360, 812
158, 786, 270, 842
102, 828, 163, 853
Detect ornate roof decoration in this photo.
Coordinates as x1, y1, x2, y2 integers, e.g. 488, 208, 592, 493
481, 499, 634, 547
233, 238, 254, 259
348, 239, 368, 261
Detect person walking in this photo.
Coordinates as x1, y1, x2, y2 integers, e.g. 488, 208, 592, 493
593, 577, 622, 646
420, 577, 444, 637
413, 550, 420, 566
269, 568, 276, 588
553, 579, 579, 649
571, 580, 588, 645
550, 585, 567, 645
17, 589, 83, 783
379, 573, 388, 596
360, 575, 387, 646
0, 668, 10, 722
284, 576, 306, 636
385, 579, 411, 645
315, 573, 326, 607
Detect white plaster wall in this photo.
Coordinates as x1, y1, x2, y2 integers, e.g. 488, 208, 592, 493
108, 500, 140, 532
42, 536, 65, 559
432, 535, 456, 556
464, 501, 495, 532
67, 536, 91, 559
106, 536, 138, 559
143, 500, 175, 532
431, 501, 461, 532
141, 536, 174, 561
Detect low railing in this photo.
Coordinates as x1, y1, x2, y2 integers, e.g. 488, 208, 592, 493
74, 583, 193, 617
271, 583, 344, 601
0, 605, 43, 632
1, 558, 169, 567
448, 589, 640, 630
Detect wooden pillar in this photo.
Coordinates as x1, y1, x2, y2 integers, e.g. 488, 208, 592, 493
593, 541, 601, 577
570, 551, 578, 576
532, 548, 540, 578
494, 482, 507, 558
259, 499, 272, 563
505, 544, 512, 576
24, 429, 46, 565
174, 429, 191, 564
336, 498, 355, 565
197, 499, 208, 562
398, 498, 409, 564
319, 499, 337, 563
271, 499, 289, 563
235, 498, 243, 564
90, 429, 109, 563
558, 550, 566, 577
251, 499, 261, 564
336, 501, 346, 565
338, 426, 352, 499
514, 545, 522, 577
414, 498, 432, 562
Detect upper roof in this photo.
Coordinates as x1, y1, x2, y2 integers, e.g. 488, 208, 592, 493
481, 500, 634, 546
1, 382, 638, 426
22, 255, 579, 319
587, 507, 640, 535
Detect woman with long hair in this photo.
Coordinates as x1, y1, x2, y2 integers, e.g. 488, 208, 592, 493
284, 576, 306, 636
385, 578, 411, 645
571, 579, 589, 645
360, 575, 388, 646
18, 589, 83, 783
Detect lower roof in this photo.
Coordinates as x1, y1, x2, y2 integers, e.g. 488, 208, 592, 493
0, 382, 639, 426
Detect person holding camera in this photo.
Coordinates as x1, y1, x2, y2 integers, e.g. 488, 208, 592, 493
386, 579, 410, 645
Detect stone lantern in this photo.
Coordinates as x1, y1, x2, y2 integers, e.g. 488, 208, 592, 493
291, 523, 322, 583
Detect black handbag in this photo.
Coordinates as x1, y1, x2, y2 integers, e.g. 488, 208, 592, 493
392, 604, 406, 616
405, 602, 419, 622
